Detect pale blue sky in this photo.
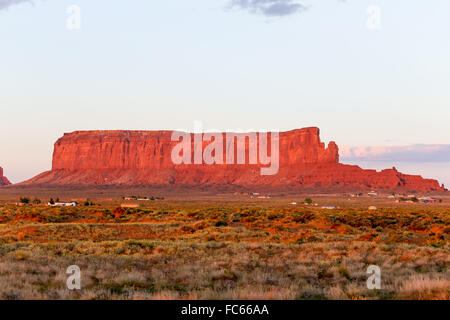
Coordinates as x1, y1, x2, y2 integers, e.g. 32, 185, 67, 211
1, 0, 449, 184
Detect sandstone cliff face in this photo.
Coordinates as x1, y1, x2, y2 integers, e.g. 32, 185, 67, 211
22, 127, 445, 192
51, 127, 338, 170
0, 167, 11, 186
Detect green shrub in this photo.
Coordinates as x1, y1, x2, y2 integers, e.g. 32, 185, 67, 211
215, 221, 228, 227
19, 197, 30, 204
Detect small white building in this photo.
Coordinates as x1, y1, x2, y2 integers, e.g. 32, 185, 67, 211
48, 202, 77, 207
418, 197, 436, 204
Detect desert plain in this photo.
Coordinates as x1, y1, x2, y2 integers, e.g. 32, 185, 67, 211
0, 187, 448, 300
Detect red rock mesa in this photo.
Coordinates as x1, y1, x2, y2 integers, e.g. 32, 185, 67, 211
22, 127, 445, 192
0, 167, 11, 186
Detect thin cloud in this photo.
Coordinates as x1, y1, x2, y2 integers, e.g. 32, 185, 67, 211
228, 0, 308, 17
340, 145, 450, 163
0, 0, 32, 10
